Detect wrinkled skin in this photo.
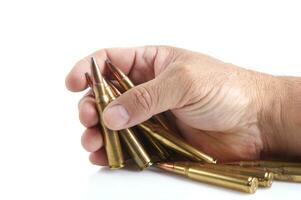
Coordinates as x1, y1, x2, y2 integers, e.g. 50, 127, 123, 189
65, 46, 301, 165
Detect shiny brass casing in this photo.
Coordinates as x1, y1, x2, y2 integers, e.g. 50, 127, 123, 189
106, 81, 152, 169
226, 160, 301, 183
138, 122, 216, 163
92, 83, 124, 169
263, 167, 301, 183
187, 162, 273, 187
226, 160, 301, 168
89, 58, 124, 169
157, 162, 258, 193
105, 60, 170, 160
105, 59, 172, 131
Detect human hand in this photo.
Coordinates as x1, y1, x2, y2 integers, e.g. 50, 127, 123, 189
65, 46, 301, 165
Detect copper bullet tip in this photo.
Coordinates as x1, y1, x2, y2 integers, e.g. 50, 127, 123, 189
105, 59, 125, 80
85, 73, 93, 88
155, 162, 174, 171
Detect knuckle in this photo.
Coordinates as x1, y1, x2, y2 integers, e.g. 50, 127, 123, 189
131, 86, 154, 114
176, 64, 194, 77
174, 64, 196, 89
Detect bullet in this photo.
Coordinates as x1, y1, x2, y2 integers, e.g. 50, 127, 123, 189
185, 162, 273, 187
138, 122, 216, 163
156, 162, 258, 193
225, 160, 301, 183
262, 167, 301, 183
225, 160, 301, 168
107, 81, 170, 160
119, 128, 152, 169
105, 59, 173, 132
105, 59, 134, 89
105, 60, 171, 160
106, 81, 152, 169
86, 57, 124, 169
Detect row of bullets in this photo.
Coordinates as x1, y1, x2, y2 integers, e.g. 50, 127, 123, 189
84, 57, 301, 194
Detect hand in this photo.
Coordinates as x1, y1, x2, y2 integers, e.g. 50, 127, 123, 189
65, 46, 301, 165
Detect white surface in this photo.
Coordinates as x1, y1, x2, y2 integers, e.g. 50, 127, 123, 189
0, 0, 300, 199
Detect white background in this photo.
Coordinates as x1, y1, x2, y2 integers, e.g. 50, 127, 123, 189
0, 0, 300, 199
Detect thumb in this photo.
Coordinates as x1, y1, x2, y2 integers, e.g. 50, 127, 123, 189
102, 68, 189, 130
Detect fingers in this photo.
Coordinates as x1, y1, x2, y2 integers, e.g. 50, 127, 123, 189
81, 127, 103, 152
78, 96, 98, 127
102, 64, 192, 130
89, 148, 108, 166
65, 46, 175, 92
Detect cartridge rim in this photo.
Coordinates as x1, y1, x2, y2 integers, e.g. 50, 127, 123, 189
139, 161, 153, 170
109, 163, 125, 169
248, 177, 258, 194
264, 172, 274, 187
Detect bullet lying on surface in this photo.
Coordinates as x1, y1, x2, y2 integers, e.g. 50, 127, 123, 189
225, 160, 301, 183
155, 162, 259, 193
225, 160, 301, 168
186, 162, 273, 187
255, 167, 300, 183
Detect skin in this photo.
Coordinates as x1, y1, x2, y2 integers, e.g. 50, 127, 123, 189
65, 46, 301, 166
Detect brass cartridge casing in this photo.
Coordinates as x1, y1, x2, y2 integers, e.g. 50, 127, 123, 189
105, 60, 170, 160
119, 128, 152, 169
186, 162, 273, 187
108, 81, 170, 160
156, 162, 258, 193
106, 81, 152, 169
225, 160, 301, 183
226, 160, 301, 168
138, 122, 216, 164
263, 167, 301, 183
89, 57, 124, 169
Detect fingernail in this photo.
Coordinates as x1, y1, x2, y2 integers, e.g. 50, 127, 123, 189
103, 104, 129, 129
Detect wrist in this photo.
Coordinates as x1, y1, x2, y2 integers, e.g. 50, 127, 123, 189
258, 75, 301, 158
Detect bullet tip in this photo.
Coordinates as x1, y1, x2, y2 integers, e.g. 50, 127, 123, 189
90, 57, 103, 84
85, 72, 93, 88
155, 162, 174, 171
105, 58, 112, 65
105, 58, 124, 80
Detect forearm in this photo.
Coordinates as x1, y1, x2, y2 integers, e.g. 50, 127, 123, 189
260, 75, 301, 158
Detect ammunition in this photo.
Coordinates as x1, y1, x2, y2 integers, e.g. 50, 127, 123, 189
185, 162, 273, 187
86, 57, 124, 169
105, 59, 215, 162
156, 162, 258, 193
119, 128, 152, 169
77, 57, 301, 193
108, 81, 170, 161
105, 59, 170, 160
105, 59, 173, 131
262, 167, 301, 183
106, 81, 152, 169
105, 59, 134, 89
225, 160, 301, 168
225, 160, 301, 183
138, 122, 216, 163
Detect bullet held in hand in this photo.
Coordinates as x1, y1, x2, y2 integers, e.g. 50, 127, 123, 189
85, 57, 301, 193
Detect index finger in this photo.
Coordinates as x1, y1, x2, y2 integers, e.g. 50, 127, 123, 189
65, 46, 172, 92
